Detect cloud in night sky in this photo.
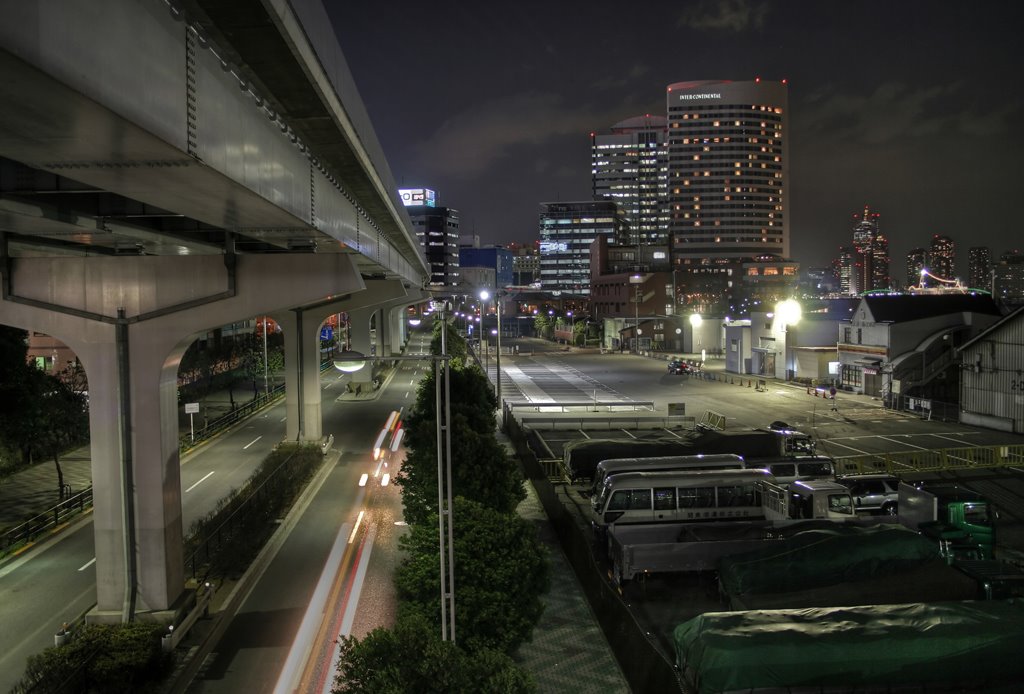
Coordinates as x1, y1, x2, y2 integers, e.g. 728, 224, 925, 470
331, 0, 1024, 274
409, 93, 597, 178
677, 0, 771, 32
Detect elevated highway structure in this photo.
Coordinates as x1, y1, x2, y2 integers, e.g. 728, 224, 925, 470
0, 0, 428, 620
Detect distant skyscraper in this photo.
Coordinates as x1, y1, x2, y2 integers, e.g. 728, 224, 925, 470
929, 235, 956, 281
968, 246, 992, 290
837, 246, 858, 295
850, 206, 889, 291
538, 200, 628, 295
993, 250, 1024, 300
906, 247, 928, 287
665, 79, 788, 262
591, 115, 668, 246
401, 188, 460, 287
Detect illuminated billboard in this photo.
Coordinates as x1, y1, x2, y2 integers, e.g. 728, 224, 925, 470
399, 188, 437, 207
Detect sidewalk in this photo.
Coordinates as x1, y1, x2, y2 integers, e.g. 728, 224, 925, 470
513, 482, 630, 692
0, 446, 92, 528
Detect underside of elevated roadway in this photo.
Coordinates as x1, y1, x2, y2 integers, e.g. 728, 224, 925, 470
0, 0, 429, 622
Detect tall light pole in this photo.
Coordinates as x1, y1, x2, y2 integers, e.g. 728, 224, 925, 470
567, 310, 574, 346
630, 273, 642, 352
495, 297, 502, 410
262, 316, 269, 396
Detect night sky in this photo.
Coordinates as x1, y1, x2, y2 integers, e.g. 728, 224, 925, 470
329, 0, 1024, 278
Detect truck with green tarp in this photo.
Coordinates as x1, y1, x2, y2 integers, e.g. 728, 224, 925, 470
674, 600, 1024, 693
717, 524, 988, 610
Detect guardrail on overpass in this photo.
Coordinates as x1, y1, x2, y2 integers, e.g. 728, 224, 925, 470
834, 444, 1024, 476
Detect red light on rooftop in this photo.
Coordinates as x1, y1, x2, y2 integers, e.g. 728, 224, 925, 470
781, 78, 788, 84
755, 76, 761, 83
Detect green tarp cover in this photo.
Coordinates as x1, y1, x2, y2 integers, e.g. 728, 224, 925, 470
718, 524, 939, 596
674, 600, 1024, 693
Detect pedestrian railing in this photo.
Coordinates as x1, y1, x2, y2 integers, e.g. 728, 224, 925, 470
179, 383, 286, 453
0, 487, 94, 555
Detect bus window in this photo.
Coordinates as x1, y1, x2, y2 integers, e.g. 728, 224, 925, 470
653, 487, 676, 511
798, 461, 834, 478
718, 484, 756, 507
678, 486, 715, 509
607, 489, 652, 512
769, 463, 796, 480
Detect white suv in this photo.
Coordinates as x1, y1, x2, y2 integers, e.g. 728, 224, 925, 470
836, 474, 900, 515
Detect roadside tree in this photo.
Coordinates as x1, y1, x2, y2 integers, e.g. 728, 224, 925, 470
396, 364, 524, 526
333, 611, 533, 694
394, 497, 549, 655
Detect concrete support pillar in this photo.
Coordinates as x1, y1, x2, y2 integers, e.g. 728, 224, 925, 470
0, 253, 367, 618
381, 304, 407, 355
274, 309, 323, 443
347, 307, 378, 386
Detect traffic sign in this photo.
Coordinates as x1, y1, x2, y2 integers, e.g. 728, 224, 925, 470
185, 402, 199, 414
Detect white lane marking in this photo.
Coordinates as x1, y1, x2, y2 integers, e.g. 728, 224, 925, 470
929, 433, 980, 446
243, 436, 262, 450
404, 391, 409, 399
78, 557, 97, 572
821, 439, 872, 456
877, 435, 928, 450
185, 471, 215, 493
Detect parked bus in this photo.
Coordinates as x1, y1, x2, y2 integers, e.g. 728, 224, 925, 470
592, 468, 776, 531
758, 457, 835, 486
590, 454, 746, 496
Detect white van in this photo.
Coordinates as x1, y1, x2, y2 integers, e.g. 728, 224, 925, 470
591, 468, 776, 532
756, 457, 835, 486
590, 453, 745, 496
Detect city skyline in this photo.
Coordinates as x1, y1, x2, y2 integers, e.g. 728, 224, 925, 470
330, 0, 1022, 277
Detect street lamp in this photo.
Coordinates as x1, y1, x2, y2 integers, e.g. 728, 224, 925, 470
630, 273, 643, 352
480, 289, 503, 409
776, 299, 801, 381
567, 310, 574, 346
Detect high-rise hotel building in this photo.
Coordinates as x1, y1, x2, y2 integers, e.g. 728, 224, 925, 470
665, 80, 789, 261
591, 115, 669, 246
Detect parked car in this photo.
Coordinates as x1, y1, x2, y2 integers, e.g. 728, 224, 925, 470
835, 474, 900, 515
667, 359, 691, 374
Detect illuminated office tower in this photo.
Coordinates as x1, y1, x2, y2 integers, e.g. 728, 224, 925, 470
538, 200, 627, 296
591, 115, 668, 246
906, 247, 928, 287
929, 234, 956, 281
851, 206, 889, 290
665, 79, 788, 262
968, 246, 991, 290
401, 187, 460, 287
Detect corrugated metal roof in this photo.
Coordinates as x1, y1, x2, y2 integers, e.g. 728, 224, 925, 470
958, 304, 1024, 352
863, 294, 1002, 323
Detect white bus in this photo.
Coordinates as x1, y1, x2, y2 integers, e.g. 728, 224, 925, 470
590, 453, 746, 496
592, 468, 776, 531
